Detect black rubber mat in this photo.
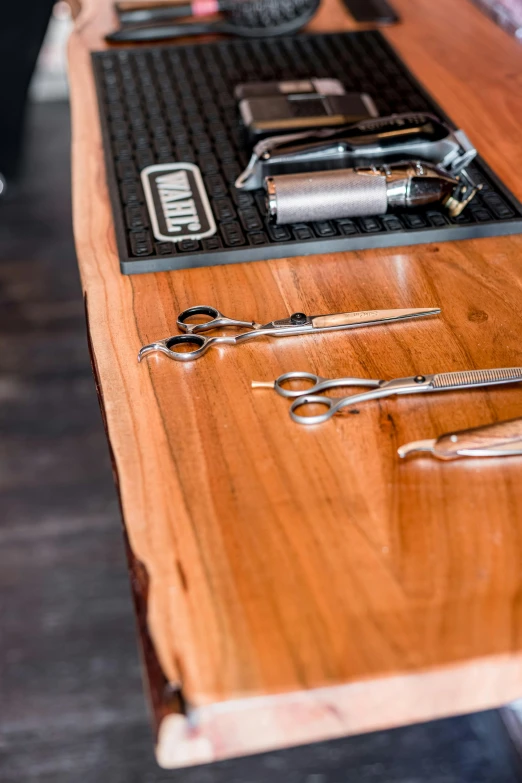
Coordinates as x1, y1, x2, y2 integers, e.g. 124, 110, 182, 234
92, 31, 522, 274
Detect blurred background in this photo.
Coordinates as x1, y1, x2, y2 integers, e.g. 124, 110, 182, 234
2, 3, 522, 781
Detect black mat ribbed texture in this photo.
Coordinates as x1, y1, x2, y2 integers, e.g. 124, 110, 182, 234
92, 31, 522, 274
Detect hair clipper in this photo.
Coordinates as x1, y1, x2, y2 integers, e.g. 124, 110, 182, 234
236, 113, 477, 191
265, 161, 480, 224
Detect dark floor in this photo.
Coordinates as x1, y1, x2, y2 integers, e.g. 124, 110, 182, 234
0, 100, 521, 783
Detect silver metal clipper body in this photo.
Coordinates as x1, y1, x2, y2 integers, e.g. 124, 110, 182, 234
265, 162, 462, 225
235, 113, 477, 191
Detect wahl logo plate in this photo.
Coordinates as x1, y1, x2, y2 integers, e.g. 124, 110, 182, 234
141, 163, 217, 242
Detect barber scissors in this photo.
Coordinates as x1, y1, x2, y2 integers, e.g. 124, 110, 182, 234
255, 367, 522, 425
138, 305, 440, 363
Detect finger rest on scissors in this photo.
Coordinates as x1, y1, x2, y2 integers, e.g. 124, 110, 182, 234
138, 340, 172, 362
138, 334, 208, 362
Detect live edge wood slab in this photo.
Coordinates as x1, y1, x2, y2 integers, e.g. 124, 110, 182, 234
69, 0, 522, 768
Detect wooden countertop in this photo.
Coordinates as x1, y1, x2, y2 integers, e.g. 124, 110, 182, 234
68, 0, 522, 768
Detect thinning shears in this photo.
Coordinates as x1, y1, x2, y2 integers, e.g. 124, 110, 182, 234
138, 304, 440, 363
254, 367, 522, 425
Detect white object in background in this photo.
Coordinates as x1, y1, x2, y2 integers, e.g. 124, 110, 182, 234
471, 0, 522, 40
29, 2, 73, 102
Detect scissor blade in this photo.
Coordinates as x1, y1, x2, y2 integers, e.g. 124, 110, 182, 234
311, 308, 440, 329
456, 443, 522, 457
398, 439, 522, 459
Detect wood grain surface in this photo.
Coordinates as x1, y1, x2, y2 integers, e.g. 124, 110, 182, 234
69, 0, 522, 767
5, 100, 522, 783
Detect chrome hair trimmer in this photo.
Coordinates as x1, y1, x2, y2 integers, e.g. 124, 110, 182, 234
265, 161, 480, 224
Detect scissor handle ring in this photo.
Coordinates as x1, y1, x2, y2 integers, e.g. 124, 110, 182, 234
165, 334, 210, 361
290, 395, 334, 425
177, 305, 221, 333
274, 371, 322, 398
